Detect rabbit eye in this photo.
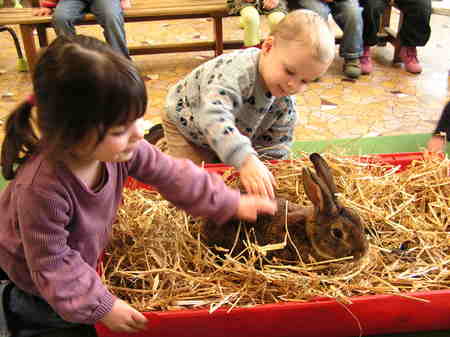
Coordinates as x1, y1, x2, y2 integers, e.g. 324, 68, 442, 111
331, 228, 343, 240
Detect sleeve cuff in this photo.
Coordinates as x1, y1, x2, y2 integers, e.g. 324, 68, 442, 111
91, 291, 116, 323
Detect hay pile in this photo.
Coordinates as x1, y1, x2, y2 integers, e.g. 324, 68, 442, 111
100, 153, 450, 312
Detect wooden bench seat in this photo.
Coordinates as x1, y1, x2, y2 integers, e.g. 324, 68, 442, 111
2, 0, 447, 73
0, 0, 243, 72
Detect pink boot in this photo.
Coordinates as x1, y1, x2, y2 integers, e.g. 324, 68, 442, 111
360, 46, 373, 75
399, 46, 422, 74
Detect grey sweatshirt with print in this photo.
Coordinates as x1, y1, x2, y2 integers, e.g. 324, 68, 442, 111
165, 48, 297, 169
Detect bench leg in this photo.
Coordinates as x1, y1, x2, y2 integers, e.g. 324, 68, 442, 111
19, 24, 38, 73
213, 16, 224, 57
36, 25, 49, 47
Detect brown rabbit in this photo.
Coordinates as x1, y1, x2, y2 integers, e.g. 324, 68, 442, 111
201, 153, 368, 263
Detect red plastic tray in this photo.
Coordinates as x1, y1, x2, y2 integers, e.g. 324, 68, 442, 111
96, 152, 450, 337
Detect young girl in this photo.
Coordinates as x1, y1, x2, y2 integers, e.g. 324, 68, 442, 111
228, 0, 288, 47
163, 9, 335, 199
0, 35, 276, 337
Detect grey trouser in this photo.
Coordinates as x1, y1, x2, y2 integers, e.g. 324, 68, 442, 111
52, 0, 129, 57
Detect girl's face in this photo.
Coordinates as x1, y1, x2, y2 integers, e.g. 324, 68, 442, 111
259, 36, 331, 97
78, 118, 146, 163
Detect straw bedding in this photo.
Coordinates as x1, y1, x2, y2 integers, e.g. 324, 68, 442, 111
99, 154, 450, 313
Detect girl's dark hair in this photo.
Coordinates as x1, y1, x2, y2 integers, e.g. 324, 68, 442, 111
1, 35, 147, 180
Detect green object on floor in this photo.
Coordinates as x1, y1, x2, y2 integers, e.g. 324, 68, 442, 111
17, 58, 28, 72
292, 133, 450, 156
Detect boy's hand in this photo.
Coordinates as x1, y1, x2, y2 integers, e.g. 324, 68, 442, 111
240, 154, 276, 199
263, 0, 279, 10
236, 194, 277, 222
100, 299, 148, 333
32, 7, 52, 16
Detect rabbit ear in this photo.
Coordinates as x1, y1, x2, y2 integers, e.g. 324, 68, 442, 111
302, 167, 339, 216
309, 153, 338, 198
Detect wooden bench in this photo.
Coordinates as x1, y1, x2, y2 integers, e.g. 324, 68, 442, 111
380, 0, 450, 63
0, 0, 244, 72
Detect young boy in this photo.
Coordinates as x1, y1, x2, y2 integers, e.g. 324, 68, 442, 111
163, 9, 335, 199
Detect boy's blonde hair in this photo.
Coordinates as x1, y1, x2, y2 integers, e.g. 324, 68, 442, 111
271, 9, 335, 65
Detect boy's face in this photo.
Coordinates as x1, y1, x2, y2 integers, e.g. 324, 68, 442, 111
259, 36, 331, 98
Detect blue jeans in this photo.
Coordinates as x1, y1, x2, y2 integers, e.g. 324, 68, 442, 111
297, 0, 363, 59
52, 0, 129, 57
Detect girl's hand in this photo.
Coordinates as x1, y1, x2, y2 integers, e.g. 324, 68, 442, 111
240, 155, 276, 199
32, 7, 52, 16
236, 194, 277, 222
100, 299, 148, 333
263, 0, 279, 10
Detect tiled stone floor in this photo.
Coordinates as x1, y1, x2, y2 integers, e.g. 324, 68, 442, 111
0, 8, 449, 144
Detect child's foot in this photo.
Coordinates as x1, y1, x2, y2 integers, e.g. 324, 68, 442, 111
343, 58, 361, 79
399, 46, 422, 74
360, 46, 373, 75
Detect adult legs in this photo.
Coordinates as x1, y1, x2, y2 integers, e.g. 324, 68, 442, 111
359, 0, 387, 47
395, 0, 431, 73
331, 0, 363, 59
52, 0, 87, 36
297, 0, 331, 22
395, 0, 431, 47
89, 0, 129, 57
330, 0, 363, 78
358, 0, 387, 74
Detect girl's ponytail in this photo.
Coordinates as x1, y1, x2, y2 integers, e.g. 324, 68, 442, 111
1, 99, 39, 180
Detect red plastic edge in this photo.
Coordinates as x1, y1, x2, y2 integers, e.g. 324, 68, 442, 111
97, 152, 450, 337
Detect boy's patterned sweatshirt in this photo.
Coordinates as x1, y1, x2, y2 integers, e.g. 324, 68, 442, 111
165, 48, 297, 169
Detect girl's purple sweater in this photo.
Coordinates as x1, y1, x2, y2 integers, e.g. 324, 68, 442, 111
0, 140, 239, 324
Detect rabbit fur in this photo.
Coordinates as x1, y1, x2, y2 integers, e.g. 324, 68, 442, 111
201, 153, 368, 263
